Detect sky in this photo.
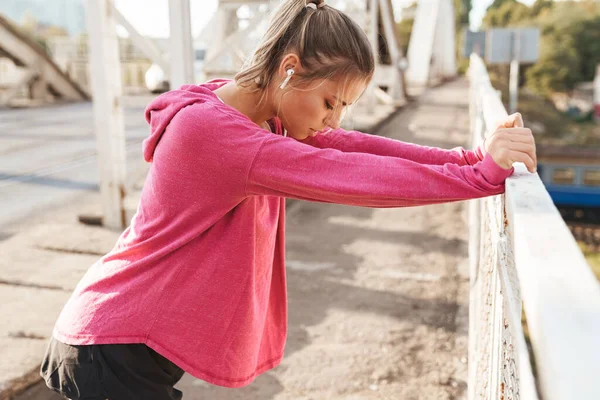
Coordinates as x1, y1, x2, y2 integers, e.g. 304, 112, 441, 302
113, 0, 539, 39
114, 0, 218, 38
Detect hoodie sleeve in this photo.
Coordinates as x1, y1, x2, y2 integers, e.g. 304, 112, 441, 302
246, 134, 513, 208
300, 129, 485, 166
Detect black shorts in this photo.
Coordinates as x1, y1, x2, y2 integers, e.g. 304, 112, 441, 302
40, 337, 185, 400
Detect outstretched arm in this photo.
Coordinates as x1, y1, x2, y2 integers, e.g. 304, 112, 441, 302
300, 128, 485, 166
246, 133, 513, 208
299, 112, 536, 174
247, 113, 536, 207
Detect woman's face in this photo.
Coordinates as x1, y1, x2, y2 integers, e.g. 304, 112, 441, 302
275, 77, 367, 140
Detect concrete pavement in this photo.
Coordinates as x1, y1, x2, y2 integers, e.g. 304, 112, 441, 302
1, 79, 473, 399
0, 100, 150, 230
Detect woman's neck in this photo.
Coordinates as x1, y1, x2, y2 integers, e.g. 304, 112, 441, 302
214, 82, 275, 129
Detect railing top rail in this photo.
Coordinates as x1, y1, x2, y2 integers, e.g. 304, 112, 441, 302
470, 53, 600, 400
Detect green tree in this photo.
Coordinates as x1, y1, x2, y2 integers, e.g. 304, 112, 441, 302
454, 0, 473, 74
572, 15, 600, 82
529, 0, 553, 19
454, 0, 472, 27
396, 2, 416, 56
525, 33, 582, 95
489, 0, 516, 10
482, 0, 531, 27
481, 0, 600, 96
524, 2, 600, 95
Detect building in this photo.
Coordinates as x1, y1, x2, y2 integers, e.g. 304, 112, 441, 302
0, 0, 86, 36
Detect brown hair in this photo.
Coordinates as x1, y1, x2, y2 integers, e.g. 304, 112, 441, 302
234, 0, 375, 110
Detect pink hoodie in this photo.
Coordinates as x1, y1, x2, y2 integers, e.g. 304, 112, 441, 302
53, 80, 513, 388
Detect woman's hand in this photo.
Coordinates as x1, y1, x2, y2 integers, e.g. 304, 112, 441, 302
484, 112, 537, 173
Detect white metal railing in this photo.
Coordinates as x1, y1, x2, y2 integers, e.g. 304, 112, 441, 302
467, 53, 600, 400
46, 37, 152, 92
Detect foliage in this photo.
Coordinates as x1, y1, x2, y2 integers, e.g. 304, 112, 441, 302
525, 33, 582, 95
397, 17, 414, 56
454, 0, 472, 27
454, 0, 473, 74
572, 15, 600, 81
488, 0, 517, 11
529, 0, 553, 19
456, 29, 470, 74
482, 0, 600, 97
396, 2, 416, 57
482, 0, 530, 27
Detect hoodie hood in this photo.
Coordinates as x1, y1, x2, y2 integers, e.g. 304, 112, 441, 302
143, 80, 229, 162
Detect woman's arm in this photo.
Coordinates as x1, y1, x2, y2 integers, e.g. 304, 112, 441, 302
300, 128, 485, 166
246, 134, 512, 208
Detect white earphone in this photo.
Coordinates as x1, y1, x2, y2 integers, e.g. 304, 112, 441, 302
280, 68, 294, 89
279, 68, 294, 137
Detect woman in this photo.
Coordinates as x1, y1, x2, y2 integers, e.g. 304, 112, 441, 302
41, 1, 536, 398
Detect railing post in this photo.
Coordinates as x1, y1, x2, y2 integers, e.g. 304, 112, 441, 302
168, 0, 195, 89
86, 0, 127, 230
467, 64, 480, 400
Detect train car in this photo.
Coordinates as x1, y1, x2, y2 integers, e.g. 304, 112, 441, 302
537, 146, 600, 208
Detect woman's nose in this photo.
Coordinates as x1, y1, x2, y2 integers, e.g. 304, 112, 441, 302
324, 112, 342, 130
326, 120, 340, 130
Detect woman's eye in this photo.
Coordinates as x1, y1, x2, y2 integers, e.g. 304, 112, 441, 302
325, 101, 334, 110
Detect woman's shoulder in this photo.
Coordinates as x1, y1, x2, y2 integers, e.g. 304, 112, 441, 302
169, 98, 271, 152
175, 105, 263, 146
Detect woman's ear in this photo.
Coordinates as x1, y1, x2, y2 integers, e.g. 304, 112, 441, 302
278, 53, 302, 78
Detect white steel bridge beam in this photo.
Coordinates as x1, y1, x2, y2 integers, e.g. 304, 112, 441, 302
86, 0, 127, 230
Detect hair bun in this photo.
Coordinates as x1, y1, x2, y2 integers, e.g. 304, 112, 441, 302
305, 0, 326, 9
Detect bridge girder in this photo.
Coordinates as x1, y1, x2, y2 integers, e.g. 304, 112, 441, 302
203, 0, 407, 105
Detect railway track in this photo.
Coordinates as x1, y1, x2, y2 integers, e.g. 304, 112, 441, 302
559, 207, 600, 252
568, 223, 600, 252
